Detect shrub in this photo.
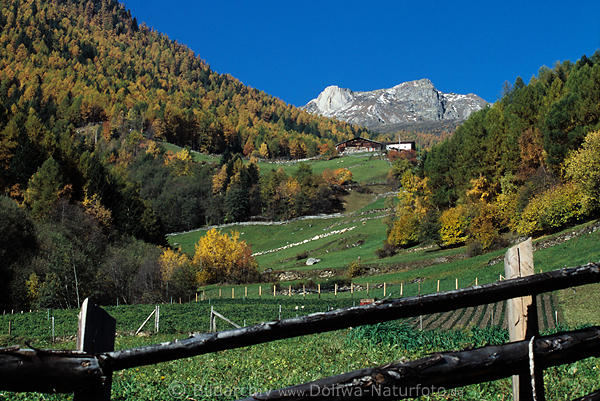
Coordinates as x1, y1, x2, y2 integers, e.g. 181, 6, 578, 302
516, 183, 586, 236
347, 260, 366, 277
439, 205, 470, 247
320, 278, 350, 291
375, 240, 398, 258
465, 240, 483, 257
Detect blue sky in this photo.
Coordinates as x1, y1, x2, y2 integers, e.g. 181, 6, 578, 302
122, 0, 600, 106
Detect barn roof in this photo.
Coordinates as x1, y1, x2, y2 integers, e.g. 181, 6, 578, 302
335, 137, 383, 147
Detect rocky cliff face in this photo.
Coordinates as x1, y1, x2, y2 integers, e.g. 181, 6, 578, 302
303, 79, 488, 132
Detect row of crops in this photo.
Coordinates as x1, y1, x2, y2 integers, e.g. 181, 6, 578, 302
0, 293, 563, 347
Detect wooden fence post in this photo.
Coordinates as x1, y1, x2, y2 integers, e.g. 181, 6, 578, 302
259, 285, 262, 297
366, 283, 369, 296
289, 285, 292, 297
334, 283, 338, 297
232, 288, 235, 299
303, 284, 306, 297
318, 283, 321, 299
134, 308, 156, 336
383, 282, 386, 297
437, 280, 440, 292
400, 282, 403, 297
219, 288, 222, 298
273, 285, 277, 297
155, 305, 160, 333
74, 298, 116, 401
245, 287, 248, 298
455, 278, 458, 290
504, 238, 544, 401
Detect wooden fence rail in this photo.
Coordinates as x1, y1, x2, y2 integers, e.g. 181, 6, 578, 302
106, 262, 599, 371
236, 326, 600, 401
2, 326, 599, 397
0, 260, 599, 399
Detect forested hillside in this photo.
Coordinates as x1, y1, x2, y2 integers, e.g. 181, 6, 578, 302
0, 0, 366, 160
0, 0, 364, 311
384, 54, 600, 254
424, 55, 600, 207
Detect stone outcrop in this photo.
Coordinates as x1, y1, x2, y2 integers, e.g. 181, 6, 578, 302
303, 79, 488, 132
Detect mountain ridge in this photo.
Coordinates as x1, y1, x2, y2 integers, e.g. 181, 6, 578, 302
303, 79, 488, 132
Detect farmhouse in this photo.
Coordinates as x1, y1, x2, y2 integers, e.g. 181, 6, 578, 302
335, 137, 385, 154
386, 141, 416, 151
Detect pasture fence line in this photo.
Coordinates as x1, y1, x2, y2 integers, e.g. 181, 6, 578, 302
1, 240, 600, 400
194, 275, 489, 301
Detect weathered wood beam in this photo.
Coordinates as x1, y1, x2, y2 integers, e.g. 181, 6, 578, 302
74, 297, 116, 401
0, 348, 102, 393
236, 326, 600, 401
104, 263, 600, 370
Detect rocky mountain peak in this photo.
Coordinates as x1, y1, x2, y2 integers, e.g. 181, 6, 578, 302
313, 85, 354, 113
303, 79, 488, 132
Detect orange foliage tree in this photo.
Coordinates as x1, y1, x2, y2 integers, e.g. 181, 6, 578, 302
322, 168, 353, 186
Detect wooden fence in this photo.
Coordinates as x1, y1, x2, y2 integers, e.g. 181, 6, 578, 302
1, 241, 600, 400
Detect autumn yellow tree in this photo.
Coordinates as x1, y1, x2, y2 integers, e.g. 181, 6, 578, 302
439, 205, 470, 247
322, 168, 353, 186
464, 175, 502, 252
212, 164, 228, 194
515, 183, 586, 236
318, 142, 337, 159
158, 247, 198, 299
163, 148, 193, 176
564, 129, 600, 213
82, 191, 112, 228
333, 168, 353, 185
387, 172, 431, 248
159, 247, 190, 284
258, 143, 270, 159
192, 229, 258, 284
145, 140, 161, 158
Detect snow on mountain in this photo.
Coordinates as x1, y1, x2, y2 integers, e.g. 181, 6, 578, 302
303, 79, 488, 131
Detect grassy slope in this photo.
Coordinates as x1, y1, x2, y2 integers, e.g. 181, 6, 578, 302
256, 153, 390, 184
159, 142, 392, 184
3, 224, 599, 401
164, 148, 600, 331
160, 142, 221, 163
